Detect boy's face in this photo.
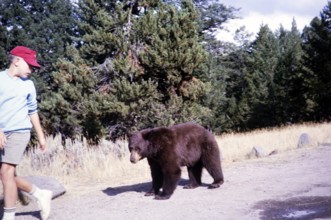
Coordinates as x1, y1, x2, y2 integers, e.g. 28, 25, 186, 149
13, 57, 35, 78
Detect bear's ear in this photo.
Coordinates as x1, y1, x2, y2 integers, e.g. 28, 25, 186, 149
141, 129, 152, 140
127, 127, 138, 139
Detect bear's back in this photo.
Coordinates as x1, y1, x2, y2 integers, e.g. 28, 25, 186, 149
171, 122, 209, 138
171, 122, 217, 148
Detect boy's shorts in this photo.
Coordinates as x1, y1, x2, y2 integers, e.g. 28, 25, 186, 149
0, 132, 30, 165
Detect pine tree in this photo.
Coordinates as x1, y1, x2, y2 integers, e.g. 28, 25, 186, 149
193, 0, 238, 38
190, 1, 242, 133
39, 46, 99, 143
0, 0, 76, 69
238, 25, 279, 129
0, 25, 9, 66
0, 0, 78, 144
135, 0, 211, 125
218, 42, 251, 131
302, 2, 331, 121
43, 0, 210, 143
273, 20, 308, 123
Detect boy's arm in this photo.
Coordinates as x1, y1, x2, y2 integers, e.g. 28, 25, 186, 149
0, 129, 6, 149
29, 112, 47, 151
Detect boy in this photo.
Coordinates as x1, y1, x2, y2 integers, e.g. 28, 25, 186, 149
0, 46, 52, 220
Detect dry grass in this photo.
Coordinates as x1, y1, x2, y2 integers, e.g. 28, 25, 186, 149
16, 122, 331, 192
18, 137, 151, 193
218, 122, 331, 163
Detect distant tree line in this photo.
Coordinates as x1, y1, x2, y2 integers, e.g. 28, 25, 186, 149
0, 0, 330, 144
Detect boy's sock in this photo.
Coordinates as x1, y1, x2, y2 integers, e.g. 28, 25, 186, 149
2, 207, 15, 220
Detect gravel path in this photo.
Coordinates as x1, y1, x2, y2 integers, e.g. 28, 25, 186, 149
5, 145, 331, 220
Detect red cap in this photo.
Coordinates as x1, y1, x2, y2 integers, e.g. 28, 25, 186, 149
10, 46, 41, 68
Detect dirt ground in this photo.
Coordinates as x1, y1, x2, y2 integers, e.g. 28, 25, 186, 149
5, 145, 331, 220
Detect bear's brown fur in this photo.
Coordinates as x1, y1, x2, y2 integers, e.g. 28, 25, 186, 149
128, 122, 224, 200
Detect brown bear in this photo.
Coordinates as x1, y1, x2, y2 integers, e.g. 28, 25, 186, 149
128, 122, 224, 200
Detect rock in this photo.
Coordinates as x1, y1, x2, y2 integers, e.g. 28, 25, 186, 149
268, 150, 278, 156
247, 146, 266, 159
318, 142, 331, 147
253, 146, 266, 157
297, 133, 311, 148
24, 176, 66, 199
0, 176, 66, 205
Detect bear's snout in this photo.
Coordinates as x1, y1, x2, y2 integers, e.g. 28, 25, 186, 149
130, 151, 142, 163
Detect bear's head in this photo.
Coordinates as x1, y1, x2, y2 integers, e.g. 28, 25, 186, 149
128, 130, 150, 164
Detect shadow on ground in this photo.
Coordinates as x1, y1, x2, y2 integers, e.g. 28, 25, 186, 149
102, 178, 210, 197
0, 206, 40, 220
255, 196, 331, 220
102, 182, 151, 196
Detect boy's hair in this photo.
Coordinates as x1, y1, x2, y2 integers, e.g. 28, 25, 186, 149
8, 54, 17, 63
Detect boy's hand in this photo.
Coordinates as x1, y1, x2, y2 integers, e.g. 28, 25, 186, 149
0, 130, 7, 149
39, 137, 47, 152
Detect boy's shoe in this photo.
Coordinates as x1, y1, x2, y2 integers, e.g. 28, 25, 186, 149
37, 189, 52, 220
17, 190, 30, 206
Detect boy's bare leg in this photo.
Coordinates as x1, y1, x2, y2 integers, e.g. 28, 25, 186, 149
1, 163, 18, 208
15, 176, 33, 193
1, 163, 17, 220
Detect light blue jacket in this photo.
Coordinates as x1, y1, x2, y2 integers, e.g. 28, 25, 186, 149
0, 69, 38, 133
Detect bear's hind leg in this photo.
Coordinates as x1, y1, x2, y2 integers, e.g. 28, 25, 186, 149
206, 163, 224, 189
202, 149, 224, 189
206, 167, 224, 189
184, 160, 203, 189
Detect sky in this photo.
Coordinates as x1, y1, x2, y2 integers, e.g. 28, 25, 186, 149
217, 0, 329, 41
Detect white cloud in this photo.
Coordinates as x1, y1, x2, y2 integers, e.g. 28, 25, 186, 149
217, 0, 328, 42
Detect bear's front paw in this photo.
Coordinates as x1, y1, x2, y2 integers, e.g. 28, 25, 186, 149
154, 195, 171, 200
145, 191, 155, 196
183, 184, 199, 189
208, 183, 221, 189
